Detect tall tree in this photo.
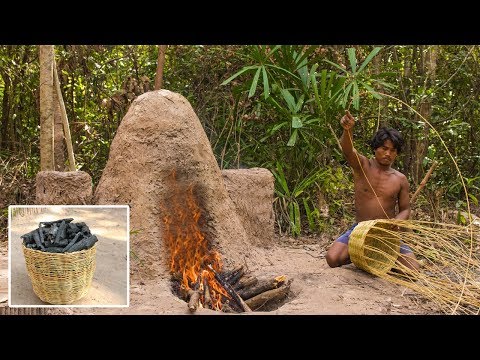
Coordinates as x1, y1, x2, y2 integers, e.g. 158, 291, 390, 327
39, 45, 54, 171
154, 45, 167, 90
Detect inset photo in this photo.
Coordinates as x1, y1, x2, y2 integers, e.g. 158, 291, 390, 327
9, 205, 129, 307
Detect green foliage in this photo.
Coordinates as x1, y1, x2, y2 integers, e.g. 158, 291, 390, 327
3, 45, 480, 239
220, 45, 385, 235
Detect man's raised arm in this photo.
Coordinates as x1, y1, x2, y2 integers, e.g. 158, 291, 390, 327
339, 110, 366, 171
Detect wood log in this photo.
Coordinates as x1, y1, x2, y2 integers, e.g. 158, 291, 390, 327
188, 290, 201, 312
228, 268, 245, 287
234, 276, 258, 291
203, 278, 213, 309
224, 265, 244, 282
207, 264, 252, 312
238, 275, 287, 300
245, 279, 293, 311
221, 301, 236, 313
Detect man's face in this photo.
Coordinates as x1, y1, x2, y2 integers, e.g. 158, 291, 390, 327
374, 139, 398, 166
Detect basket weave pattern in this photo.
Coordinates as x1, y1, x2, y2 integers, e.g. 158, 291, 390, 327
22, 244, 96, 304
348, 220, 400, 276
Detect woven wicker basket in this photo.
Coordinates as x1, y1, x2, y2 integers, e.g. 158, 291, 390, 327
348, 220, 400, 276
22, 244, 96, 304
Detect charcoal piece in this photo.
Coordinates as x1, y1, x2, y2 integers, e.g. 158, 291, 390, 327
47, 223, 59, 239
44, 247, 65, 253
40, 218, 74, 227
67, 223, 80, 236
62, 232, 83, 252
65, 235, 98, 252
44, 240, 57, 248
80, 225, 91, 236
54, 221, 67, 244
32, 229, 45, 250
55, 238, 69, 247
38, 226, 46, 244
21, 234, 34, 246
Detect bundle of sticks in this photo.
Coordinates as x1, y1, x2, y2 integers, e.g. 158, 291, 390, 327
176, 265, 293, 313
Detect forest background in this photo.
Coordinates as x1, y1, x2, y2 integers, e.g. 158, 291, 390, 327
1, 45, 479, 242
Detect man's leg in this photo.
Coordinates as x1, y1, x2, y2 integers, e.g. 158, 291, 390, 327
326, 224, 357, 268
326, 242, 351, 267
396, 243, 420, 271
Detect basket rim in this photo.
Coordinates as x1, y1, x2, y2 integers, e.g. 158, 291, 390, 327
22, 243, 97, 256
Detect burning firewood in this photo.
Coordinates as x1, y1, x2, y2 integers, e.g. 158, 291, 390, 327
188, 290, 201, 312
207, 264, 252, 312
221, 301, 236, 313
203, 278, 213, 309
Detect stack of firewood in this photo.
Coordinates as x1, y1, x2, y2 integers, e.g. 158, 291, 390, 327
176, 265, 293, 313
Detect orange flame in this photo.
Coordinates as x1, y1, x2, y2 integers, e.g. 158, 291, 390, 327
161, 170, 229, 310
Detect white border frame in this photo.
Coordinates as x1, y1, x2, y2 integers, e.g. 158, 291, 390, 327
8, 204, 130, 308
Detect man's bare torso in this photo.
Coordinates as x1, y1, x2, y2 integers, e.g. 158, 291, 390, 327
353, 159, 404, 222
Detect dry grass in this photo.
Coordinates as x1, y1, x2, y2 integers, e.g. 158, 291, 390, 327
349, 219, 480, 315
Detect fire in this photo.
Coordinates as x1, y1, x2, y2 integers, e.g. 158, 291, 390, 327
161, 171, 229, 310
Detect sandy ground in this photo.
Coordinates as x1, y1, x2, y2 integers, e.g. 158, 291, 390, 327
1, 219, 439, 315
64, 235, 438, 316
8, 206, 128, 307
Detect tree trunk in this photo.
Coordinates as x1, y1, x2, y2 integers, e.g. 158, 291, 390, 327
39, 45, 55, 171
154, 45, 167, 90
372, 49, 387, 125
412, 46, 437, 185
0, 74, 11, 149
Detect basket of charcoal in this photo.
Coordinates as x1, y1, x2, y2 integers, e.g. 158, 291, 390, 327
21, 218, 98, 305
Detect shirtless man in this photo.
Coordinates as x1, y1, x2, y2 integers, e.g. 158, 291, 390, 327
325, 110, 420, 271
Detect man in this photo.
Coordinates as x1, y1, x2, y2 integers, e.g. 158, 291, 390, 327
325, 110, 420, 271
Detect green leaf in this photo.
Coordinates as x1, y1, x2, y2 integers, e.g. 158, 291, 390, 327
360, 81, 382, 99
273, 162, 290, 196
287, 129, 298, 146
295, 95, 305, 113
281, 89, 296, 112
292, 116, 303, 128
357, 47, 382, 74
324, 59, 348, 74
372, 79, 396, 89
352, 81, 360, 110
248, 67, 261, 98
468, 193, 479, 206
293, 201, 301, 236
265, 64, 300, 79
261, 66, 270, 99
270, 121, 288, 134
221, 65, 258, 85
303, 198, 317, 231
347, 48, 357, 74
320, 69, 327, 98
342, 82, 353, 108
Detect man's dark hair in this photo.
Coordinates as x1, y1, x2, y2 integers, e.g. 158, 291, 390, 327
370, 127, 404, 153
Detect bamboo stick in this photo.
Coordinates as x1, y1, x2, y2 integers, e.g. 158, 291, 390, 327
53, 58, 76, 171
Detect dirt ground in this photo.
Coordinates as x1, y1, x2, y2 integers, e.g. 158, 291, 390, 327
8, 206, 128, 307
64, 234, 439, 315
0, 215, 439, 315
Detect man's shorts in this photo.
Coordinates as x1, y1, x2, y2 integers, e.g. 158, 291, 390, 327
335, 223, 413, 254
